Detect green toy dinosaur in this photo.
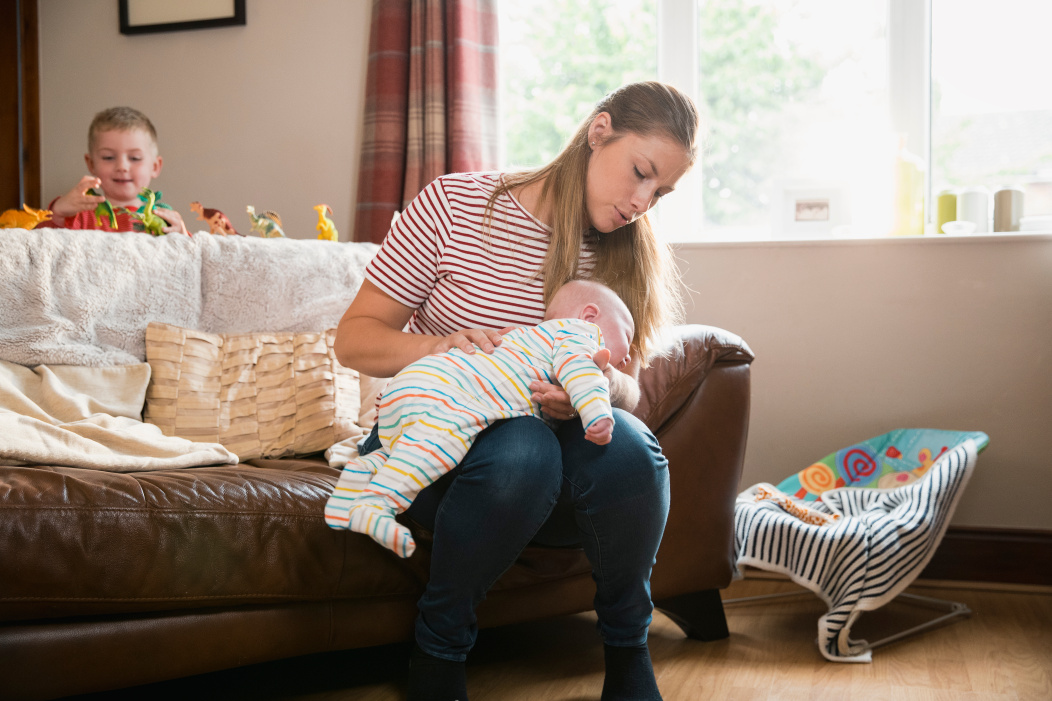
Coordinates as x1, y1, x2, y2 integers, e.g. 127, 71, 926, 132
133, 188, 173, 236
86, 187, 118, 229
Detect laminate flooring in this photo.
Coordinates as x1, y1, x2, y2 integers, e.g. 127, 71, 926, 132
70, 577, 1052, 700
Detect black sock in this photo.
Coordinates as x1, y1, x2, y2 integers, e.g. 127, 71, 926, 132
406, 644, 468, 701
600, 643, 662, 701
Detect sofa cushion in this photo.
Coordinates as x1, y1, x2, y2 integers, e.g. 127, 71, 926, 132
143, 322, 366, 460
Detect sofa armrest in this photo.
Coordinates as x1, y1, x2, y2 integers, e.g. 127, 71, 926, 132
634, 324, 754, 433
636, 324, 755, 599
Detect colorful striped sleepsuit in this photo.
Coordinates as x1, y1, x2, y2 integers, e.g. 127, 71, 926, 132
323, 318, 613, 558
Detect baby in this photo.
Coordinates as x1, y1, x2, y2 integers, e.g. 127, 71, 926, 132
324, 279, 635, 557
44, 106, 187, 235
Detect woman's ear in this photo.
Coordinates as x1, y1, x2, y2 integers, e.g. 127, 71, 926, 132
588, 112, 612, 149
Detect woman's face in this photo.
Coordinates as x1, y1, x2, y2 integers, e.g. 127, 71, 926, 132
585, 116, 692, 233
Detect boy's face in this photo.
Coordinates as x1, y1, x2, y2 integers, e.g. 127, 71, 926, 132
85, 128, 162, 208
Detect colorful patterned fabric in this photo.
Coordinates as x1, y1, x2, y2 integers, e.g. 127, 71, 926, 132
776, 428, 989, 501
324, 318, 612, 557
354, 0, 499, 244
734, 429, 989, 662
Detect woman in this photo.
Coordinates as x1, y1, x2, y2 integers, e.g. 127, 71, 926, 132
334, 81, 698, 701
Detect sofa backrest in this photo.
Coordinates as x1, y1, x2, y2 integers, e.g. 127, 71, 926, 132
0, 228, 378, 367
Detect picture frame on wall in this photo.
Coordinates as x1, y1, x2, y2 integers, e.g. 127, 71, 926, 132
119, 0, 246, 35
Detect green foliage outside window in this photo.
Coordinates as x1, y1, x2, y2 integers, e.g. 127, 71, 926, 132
500, 0, 822, 227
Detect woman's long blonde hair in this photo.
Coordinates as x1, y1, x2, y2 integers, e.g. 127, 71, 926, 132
486, 81, 699, 365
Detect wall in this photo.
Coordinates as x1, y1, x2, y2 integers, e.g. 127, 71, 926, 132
39, 3, 1051, 531
676, 234, 1052, 529
39, 0, 371, 239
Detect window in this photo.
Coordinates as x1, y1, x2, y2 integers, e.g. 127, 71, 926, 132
498, 0, 1052, 241
931, 0, 1052, 228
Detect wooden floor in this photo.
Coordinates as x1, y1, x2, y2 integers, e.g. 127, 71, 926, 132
71, 577, 1052, 700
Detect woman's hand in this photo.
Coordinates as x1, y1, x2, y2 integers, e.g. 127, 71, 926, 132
431, 328, 504, 356
529, 379, 576, 421
529, 348, 612, 422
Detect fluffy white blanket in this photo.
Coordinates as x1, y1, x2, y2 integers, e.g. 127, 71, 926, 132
0, 228, 378, 367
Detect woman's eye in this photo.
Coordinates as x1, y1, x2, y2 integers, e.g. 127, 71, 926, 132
633, 167, 645, 180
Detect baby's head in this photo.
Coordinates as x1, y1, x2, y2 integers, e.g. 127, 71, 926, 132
85, 107, 162, 208
545, 280, 635, 369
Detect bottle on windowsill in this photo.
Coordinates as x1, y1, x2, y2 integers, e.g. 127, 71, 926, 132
891, 135, 925, 236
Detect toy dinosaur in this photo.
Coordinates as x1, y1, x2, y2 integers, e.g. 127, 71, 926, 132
0, 204, 53, 229
133, 188, 174, 236
246, 205, 285, 238
86, 188, 118, 229
314, 204, 338, 241
190, 201, 239, 236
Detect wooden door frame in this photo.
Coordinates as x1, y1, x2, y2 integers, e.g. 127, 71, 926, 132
1, 0, 40, 210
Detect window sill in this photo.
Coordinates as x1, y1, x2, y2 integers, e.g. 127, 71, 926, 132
671, 230, 1052, 250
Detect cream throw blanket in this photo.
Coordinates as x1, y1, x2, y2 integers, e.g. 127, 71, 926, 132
0, 359, 237, 471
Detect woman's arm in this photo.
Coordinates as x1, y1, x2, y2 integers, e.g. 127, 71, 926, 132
334, 280, 505, 378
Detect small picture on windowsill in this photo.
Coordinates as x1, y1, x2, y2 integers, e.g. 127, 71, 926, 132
795, 199, 831, 222
772, 181, 850, 240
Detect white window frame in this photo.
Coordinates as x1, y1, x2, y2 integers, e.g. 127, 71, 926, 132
656, 0, 931, 240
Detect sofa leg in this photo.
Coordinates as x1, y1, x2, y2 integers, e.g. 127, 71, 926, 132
654, 588, 730, 641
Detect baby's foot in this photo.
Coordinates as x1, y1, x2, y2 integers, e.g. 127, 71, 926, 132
347, 499, 416, 558
324, 462, 377, 530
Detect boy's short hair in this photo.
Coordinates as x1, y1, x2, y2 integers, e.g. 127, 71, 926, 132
88, 106, 158, 153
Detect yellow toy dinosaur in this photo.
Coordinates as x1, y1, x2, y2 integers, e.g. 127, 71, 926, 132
246, 205, 285, 238
0, 204, 52, 229
314, 204, 338, 241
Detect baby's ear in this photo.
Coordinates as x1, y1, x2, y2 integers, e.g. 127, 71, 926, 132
580, 303, 600, 322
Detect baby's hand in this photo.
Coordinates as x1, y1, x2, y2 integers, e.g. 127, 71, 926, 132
49, 175, 104, 219
585, 417, 614, 445
154, 207, 191, 236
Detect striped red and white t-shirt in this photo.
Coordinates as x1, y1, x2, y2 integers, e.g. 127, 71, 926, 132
366, 172, 597, 337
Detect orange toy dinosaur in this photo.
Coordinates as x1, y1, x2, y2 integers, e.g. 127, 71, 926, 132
0, 204, 53, 229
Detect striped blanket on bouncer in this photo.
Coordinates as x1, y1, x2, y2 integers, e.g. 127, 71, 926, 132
733, 428, 989, 662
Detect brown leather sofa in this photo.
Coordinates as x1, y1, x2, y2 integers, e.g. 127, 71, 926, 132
0, 324, 752, 700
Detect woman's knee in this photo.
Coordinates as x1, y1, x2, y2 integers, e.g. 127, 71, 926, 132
460, 417, 564, 496
563, 409, 669, 497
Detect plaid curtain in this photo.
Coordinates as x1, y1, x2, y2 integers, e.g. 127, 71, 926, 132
354, 0, 499, 244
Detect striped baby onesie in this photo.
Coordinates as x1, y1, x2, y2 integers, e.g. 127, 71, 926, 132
323, 318, 613, 557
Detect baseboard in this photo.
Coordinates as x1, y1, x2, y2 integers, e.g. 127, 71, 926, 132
919, 526, 1052, 586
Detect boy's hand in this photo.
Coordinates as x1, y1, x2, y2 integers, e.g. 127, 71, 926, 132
49, 176, 104, 219
153, 207, 190, 236
585, 417, 614, 445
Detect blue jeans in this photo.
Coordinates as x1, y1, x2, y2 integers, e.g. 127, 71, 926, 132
358, 409, 670, 662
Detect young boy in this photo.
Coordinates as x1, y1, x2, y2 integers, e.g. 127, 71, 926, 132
43, 107, 188, 235
323, 279, 635, 558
